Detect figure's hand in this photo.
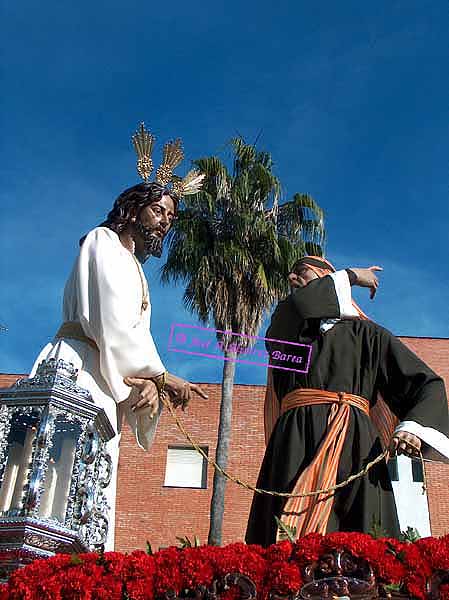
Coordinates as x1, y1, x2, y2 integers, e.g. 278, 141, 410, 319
288, 272, 301, 288
165, 372, 208, 410
124, 377, 160, 418
389, 431, 422, 458
348, 266, 383, 299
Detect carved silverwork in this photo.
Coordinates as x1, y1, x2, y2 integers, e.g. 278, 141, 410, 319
0, 358, 115, 576
300, 549, 377, 599
159, 572, 257, 599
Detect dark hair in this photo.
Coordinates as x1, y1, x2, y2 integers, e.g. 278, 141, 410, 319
79, 182, 179, 245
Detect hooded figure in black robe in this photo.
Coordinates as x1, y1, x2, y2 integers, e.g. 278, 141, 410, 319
246, 257, 449, 546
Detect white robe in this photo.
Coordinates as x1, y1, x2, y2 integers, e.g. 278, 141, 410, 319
31, 227, 166, 549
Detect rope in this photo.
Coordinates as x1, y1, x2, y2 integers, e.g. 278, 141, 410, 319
160, 394, 425, 499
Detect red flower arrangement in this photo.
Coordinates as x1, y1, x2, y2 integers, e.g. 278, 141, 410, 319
0, 533, 448, 599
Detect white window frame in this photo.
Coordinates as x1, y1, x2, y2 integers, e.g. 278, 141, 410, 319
163, 445, 208, 489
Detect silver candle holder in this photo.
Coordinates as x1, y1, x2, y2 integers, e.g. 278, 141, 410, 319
0, 358, 115, 576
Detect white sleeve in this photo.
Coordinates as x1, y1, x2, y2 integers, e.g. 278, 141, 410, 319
394, 420, 449, 462
78, 228, 165, 403
329, 270, 359, 318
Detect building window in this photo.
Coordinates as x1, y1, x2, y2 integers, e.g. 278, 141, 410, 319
387, 456, 399, 481
411, 458, 424, 483
164, 446, 208, 488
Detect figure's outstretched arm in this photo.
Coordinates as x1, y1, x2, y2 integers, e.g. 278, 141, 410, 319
290, 265, 383, 320
376, 327, 449, 462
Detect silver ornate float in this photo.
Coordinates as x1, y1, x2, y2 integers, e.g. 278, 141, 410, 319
0, 358, 115, 576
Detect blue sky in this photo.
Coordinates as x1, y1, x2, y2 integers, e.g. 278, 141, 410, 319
1, 0, 448, 385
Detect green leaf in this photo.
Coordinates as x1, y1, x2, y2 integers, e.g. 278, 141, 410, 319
146, 540, 153, 555
384, 582, 403, 592
70, 553, 83, 565
399, 526, 421, 543
369, 516, 388, 539
176, 535, 193, 549
274, 516, 297, 543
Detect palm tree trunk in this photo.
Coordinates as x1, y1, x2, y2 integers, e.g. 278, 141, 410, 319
207, 350, 236, 546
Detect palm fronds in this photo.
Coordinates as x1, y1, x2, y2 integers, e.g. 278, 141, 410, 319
162, 138, 326, 350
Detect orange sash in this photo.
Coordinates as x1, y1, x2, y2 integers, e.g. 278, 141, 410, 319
276, 388, 369, 541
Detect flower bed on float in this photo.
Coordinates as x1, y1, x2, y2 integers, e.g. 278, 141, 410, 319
1, 533, 449, 599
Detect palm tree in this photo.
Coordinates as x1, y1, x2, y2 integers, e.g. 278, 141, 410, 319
161, 138, 325, 545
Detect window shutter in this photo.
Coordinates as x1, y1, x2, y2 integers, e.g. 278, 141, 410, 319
164, 447, 207, 488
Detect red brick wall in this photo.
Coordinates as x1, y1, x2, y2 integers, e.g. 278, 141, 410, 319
115, 383, 266, 552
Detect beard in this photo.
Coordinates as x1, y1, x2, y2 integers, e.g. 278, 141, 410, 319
133, 221, 163, 263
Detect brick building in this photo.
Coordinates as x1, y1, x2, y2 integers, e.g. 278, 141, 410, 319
1, 336, 448, 551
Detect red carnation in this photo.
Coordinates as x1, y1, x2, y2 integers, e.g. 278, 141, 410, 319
210, 542, 266, 586
263, 540, 293, 563
177, 547, 215, 589
415, 536, 449, 571
122, 551, 155, 600
153, 547, 183, 596
292, 532, 325, 566
263, 560, 302, 598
